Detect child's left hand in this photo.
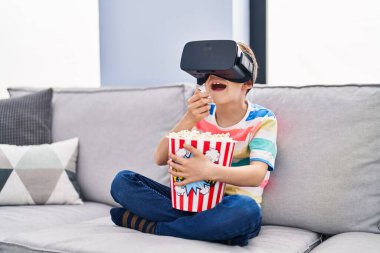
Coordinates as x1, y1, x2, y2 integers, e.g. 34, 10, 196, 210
168, 144, 216, 186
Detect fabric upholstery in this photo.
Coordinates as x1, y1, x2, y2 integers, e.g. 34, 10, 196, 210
311, 232, 380, 253
0, 201, 111, 241
0, 88, 52, 145
1, 217, 322, 253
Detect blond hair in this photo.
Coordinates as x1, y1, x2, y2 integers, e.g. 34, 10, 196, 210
237, 42, 258, 94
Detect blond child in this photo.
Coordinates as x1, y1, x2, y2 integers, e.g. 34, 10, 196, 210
110, 41, 278, 246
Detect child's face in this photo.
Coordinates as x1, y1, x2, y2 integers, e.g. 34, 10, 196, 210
204, 75, 252, 105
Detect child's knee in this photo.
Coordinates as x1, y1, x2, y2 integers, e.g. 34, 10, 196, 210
230, 195, 262, 226
110, 170, 135, 199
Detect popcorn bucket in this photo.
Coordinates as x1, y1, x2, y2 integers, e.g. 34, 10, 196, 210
168, 137, 236, 212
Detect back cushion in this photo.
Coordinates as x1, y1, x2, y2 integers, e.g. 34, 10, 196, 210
0, 88, 53, 145
8, 85, 188, 206
246, 84, 380, 234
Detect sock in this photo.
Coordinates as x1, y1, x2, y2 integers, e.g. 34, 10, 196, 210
110, 207, 157, 234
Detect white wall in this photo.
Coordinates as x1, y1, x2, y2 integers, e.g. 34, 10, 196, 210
233, 0, 250, 46
267, 0, 380, 85
0, 0, 101, 98
100, 0, 250, 86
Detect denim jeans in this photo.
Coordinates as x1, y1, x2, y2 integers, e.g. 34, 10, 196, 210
110, 170, 262, 245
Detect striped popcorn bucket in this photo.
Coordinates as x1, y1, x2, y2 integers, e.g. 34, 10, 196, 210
168, 137, 236, 212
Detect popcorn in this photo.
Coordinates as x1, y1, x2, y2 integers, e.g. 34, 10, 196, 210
167, 130, 234, 142
167, 130, 236, 212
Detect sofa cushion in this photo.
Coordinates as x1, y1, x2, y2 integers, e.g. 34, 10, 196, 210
1, 216, 322, 253
0, 88, 52, 145
310, 232, 380, 253
0, 201, 111, 241
0, 138, 82, 205
245, 84, 380, 234
8, 85, 189, 206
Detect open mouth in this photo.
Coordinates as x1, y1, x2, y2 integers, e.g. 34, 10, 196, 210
211, 83, 227, 91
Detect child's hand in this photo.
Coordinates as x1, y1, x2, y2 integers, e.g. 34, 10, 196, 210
185, 89, 213, 124
167, 144, 216, 186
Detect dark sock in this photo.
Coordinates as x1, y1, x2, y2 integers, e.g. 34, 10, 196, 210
110, 207, 157, 234
110, 207, 249, 245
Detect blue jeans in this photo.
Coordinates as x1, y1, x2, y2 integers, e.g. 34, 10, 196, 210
110, 170, 262, 245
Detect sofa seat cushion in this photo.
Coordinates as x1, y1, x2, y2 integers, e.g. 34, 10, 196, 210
310, 232, 380, 253
0, 201, 111, 241
1, 216, 322, 253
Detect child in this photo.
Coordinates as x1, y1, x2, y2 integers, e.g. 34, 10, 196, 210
109, 42, 278, 246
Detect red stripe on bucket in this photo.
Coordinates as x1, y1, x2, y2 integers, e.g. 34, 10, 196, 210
215, 181, 223, 204
228, 142, 235, 166
187, 140, 198, 212
197, 140, 210, 212
179, 140, 185, 210
171, 138, 176, 208
223, 142, 230, 166
209, 141, 222, 209
180, 195, 183, 210
197, 195, 203, 212
207, 184, 215, 210
188, 191, 193, 212
215, 141, 222, 163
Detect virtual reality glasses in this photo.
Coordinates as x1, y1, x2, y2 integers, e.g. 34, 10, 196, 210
180, 40, 254, 85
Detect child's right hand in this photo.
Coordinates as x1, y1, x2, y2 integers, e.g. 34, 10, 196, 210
185, 88, 213, 123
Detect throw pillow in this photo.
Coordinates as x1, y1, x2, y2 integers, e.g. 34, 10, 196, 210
0, 138, 83, 205
0, 88, 53, 145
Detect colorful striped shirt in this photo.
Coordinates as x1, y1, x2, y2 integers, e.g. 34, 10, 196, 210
193, 100, 278, 206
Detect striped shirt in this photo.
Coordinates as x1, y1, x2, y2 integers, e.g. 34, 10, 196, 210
193, 100, 278, 206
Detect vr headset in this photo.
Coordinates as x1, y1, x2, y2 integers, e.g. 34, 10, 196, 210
180, 40, 254, 85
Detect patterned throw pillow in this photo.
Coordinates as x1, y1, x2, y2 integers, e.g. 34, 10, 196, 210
0, 138, 83, 205
0, 88, 53, 145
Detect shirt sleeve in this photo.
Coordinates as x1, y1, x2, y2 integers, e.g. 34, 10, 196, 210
249, 112, 278, 171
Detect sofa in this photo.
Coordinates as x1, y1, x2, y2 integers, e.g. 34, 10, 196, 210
0, 83, 379, 253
